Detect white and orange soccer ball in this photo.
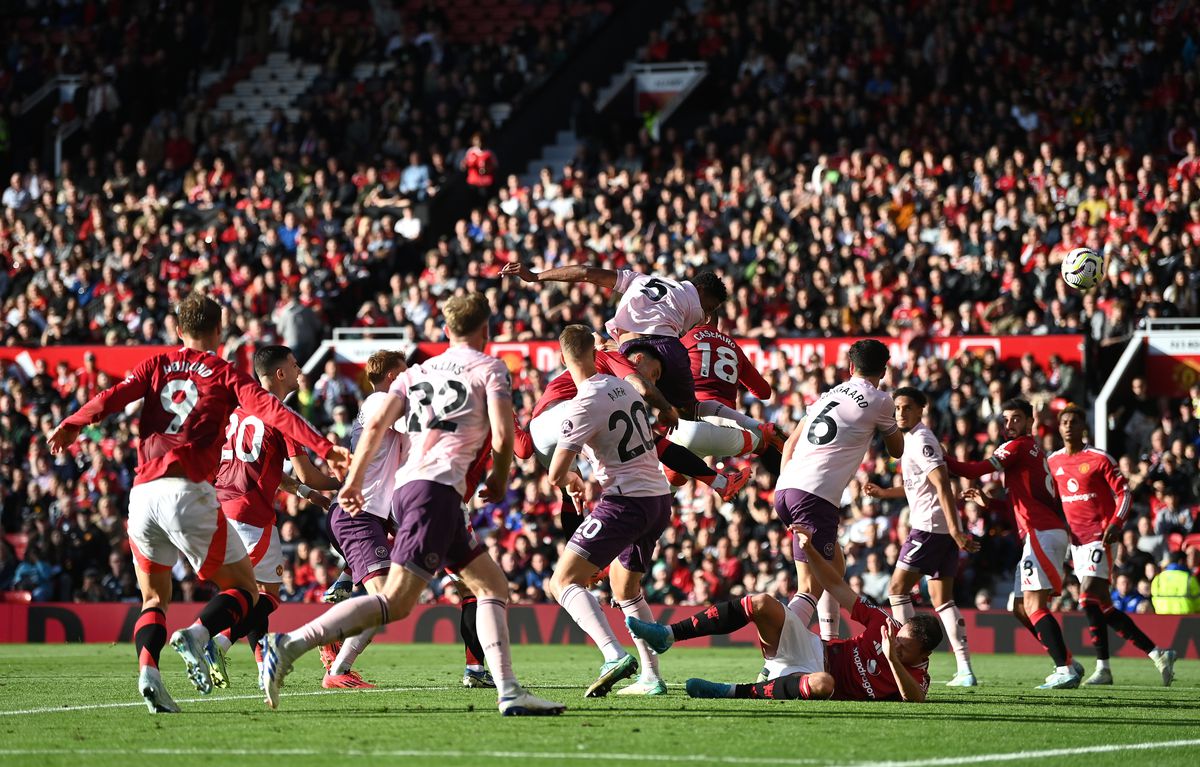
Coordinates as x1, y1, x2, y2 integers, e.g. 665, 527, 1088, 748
1061, 247, 1104, 291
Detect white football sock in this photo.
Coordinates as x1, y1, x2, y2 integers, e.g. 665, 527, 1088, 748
559, 583, 625, 662
935, 601, 972, 674
330, 626, 379, 676
667, 420, 755, 458
618, 593, 660, 680
695, 400, 762, 431
787, 592, 818, 625
290, 593, 388, 652
889, 594, 915, 624
817, 591, 841, 641
475, 597, 520, 698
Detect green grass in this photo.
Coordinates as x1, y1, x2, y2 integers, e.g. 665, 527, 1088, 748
1, 644, 1198, 767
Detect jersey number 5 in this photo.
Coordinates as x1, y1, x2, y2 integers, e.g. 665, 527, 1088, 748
407, 380, 469, 433
640, 278, 671, 302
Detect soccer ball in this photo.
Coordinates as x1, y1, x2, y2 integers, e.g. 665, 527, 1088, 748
1061, 247, 1103, 291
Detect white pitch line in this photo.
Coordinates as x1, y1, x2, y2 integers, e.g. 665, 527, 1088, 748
0, 684, 454, 717
835, 738, 1200, 767
0, 748, 823, 765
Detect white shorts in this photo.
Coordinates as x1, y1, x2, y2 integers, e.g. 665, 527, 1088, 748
1071, 541, 1114, 582
761, 605, 826, 679
228, 519, 284, 584
1013, 528, 1069, 597
128, 478, 247, 579
530, 401, 567, 468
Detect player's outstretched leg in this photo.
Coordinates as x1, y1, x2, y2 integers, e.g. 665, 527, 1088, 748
1080, 595, 1113, 685
1101, 605, 1176, 686
548, 551, 638, 698
134, 605, 179, 714
172, 585, 256, 695
685, 672, 834, 701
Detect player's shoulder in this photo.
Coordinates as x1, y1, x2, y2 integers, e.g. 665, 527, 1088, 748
1083, 446, 1118, 465
909, 424, 942, 454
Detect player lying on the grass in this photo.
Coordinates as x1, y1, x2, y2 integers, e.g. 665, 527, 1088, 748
863, 386, 981, 688
208, 344, 342, 690
500, 260, 726, 420
47, 294, 351, 714
517, 337, 753, 505
260, 293, 564, 716
628, 524, 938, 702
1047, 405, 1176, 686
543, 325, 677, 697
947, 398, 1080, 690
775, 339, 903, 642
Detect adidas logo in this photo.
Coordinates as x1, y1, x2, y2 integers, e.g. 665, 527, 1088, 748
1055, 467, 1065, 475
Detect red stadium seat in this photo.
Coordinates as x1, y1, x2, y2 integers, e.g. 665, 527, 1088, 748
1167, 532, 1184, 552
1182, 534, 1200, 552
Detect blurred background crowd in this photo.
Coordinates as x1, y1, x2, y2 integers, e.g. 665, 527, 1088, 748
1, 0, 1198, 611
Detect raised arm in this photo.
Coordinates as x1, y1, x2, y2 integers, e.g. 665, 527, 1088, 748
49, 358, 153, 454
231, 368, 347, 472
500, 261, 618, 290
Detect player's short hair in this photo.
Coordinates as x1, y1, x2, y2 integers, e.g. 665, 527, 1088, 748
253, 345, 294, 379
559, 324, 595, 364
691, 271, 728, 305
848, 339, 889, 377
442, 293, 490, 338
893, 386, 927, 408
622, 343, 663, 365
904, 613, 944, 655
365, 350, 406, 385
1001, 398, 1034, 418
1058, 403, 1086, 422
175, 293, 222, 339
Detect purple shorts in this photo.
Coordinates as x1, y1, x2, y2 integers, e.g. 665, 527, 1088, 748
619, 335, 695, 411
390, 480, 485, 582
328, 504, 394, 585
567, 493, 673, 573
774, 488, 840, 562
897, 530, 960, 580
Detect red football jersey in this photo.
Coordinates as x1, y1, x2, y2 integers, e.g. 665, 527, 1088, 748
987, 435, 1067, 536
825, 598, 930, 702
531, 350, 638, 418
214, 406, 305, 527
63, 347, 332, 486
1047, 446, 1129, 545
682, 324, 772, 408
463, 432, 492, 503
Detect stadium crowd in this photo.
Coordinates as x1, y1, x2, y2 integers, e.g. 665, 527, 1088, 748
2, 0, 1200, 611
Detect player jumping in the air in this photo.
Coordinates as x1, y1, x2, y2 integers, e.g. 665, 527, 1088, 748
864, 387, 981, 687
47, 294, 350, 713
948, 398, 1079, 689
1048, 405, 1177, 686
544, 325, 677, 697
628, 524, 938, 703
209, 345, 341, 689
260, 293, 564, 716
775, 339, 903, 641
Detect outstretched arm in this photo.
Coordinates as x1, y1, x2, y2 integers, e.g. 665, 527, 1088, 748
792, 525, 856, 611
500, 261, 618, 290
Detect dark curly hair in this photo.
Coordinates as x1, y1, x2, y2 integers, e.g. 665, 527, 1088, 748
691, 271, 729, 307
904, 613, 944, 655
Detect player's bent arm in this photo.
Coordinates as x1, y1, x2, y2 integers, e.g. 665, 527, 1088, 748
279, 473, 332, 509
62, 360, 153, 426
883, 429, 904, 459
944, 456, 995, 480
886, 656, 927, 703
623, 372, 677, 425
234, 371, 335, 458
345, 392, 407, 490
780, 421, 805, 469
736, 349, 773, 400
483, 396, 516, 502
928, 465, 964, 537
865, 482, 906, 500
290, 451, 341, 492
548, 445, 581, 488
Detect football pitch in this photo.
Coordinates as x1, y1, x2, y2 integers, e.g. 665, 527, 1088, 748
1, 645, 1198, 767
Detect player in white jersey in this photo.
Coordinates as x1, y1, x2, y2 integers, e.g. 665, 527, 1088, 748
543, 325, 676, 698
863, 387, 981, 687
775, 339, 903, 642
500, 261, 728, 418
261, 294, 564, 716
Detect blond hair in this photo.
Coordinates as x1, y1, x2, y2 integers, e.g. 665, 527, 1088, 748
559, 324, 595, 364
365, 350, 406, 385
442, 293, 490, 338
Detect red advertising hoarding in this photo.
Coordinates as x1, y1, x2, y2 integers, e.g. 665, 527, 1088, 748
2, 603, 1195, 658
1144, 333, 1200, 397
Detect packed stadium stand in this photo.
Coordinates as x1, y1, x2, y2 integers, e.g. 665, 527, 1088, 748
1, 0, 1198, 619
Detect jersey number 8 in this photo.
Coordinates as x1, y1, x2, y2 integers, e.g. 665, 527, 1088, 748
696, 342, 738, 384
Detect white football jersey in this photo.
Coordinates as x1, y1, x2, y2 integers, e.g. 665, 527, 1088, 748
778, 377, 898, 505
605, 270, 705, 339
348, 391, 408, 520
390, 345, 510, 497
556, 374, 670, 498
900, 422, 949, 534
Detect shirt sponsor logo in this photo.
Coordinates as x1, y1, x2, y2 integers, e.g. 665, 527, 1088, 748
852, 648, 877, 699
1060, 492, 1098, 503
1066, 478, 1079, 493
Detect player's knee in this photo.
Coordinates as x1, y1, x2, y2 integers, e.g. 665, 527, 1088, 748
747, 592, 773, 615
806, 672, 835, 699
886, 578, 907, 597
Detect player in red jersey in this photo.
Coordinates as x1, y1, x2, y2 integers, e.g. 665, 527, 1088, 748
518, 342, 751, 506
670, 311, 783, 468
946, 398, 1080, 689
628, 524, 938, 703
208, 345, 342, 688
46, 294, 350, 713
1049, 405, 1177, 686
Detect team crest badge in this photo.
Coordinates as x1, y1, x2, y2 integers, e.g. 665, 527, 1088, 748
823, 542, 836, 558
276, 564, 284, 576
375, 546, 389, 558
561, 419, 573, 434
922, 445, 936, 458
425, 553, 440, 569
1079, 463, 1090, 473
